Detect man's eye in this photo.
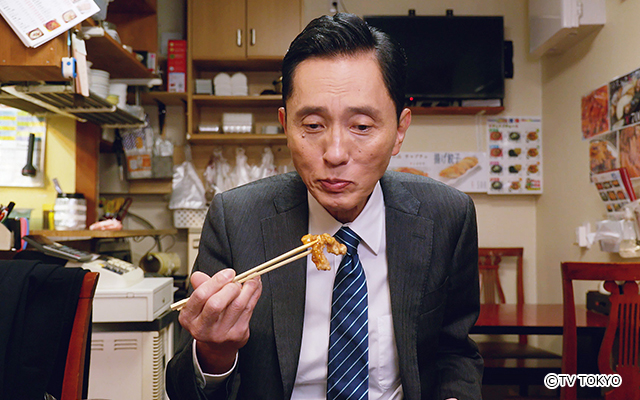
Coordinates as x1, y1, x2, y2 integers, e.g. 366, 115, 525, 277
304, 123, 322, 131
353, 125, 371, 132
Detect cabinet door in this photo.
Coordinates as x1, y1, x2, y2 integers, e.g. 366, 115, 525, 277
246, 0, 301, 59
191, 0, 246, 60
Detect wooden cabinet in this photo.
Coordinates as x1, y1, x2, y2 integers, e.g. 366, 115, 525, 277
186, 0, 302, 174
190, 0, 301, 60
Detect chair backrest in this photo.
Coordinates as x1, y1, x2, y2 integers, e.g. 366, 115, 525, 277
561, 262, 640, 400
478, 247, 524, 305
62, 271, 99, 400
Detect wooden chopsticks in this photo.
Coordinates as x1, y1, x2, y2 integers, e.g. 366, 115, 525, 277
170, 239, 318, 311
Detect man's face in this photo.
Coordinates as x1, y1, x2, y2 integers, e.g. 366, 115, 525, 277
279, 52, 411, 223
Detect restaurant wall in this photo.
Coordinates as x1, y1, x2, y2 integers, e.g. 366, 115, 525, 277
537, 0, 639, 305
1, 116, 76, 230
304, 0, 543, 303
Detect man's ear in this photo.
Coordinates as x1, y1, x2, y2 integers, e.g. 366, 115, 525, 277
278, 107, 286, 133
392, 108, 411, 156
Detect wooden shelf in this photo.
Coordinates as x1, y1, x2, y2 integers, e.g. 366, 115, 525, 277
193, 94, 282, 107
188, 133, 286, 145
85, 35, 155, 79
409, 106, 504, 116
30, 229, 178, 239
139, 91, 187, 106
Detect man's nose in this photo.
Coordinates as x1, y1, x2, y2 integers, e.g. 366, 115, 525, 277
322, 127, 349, 166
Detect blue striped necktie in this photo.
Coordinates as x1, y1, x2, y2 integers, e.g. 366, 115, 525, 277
327, 226, 368, 400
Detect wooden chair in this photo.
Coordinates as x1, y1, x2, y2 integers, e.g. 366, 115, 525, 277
62, 271, 99, 400
478, 248, 561, 394
561, 262, 640, 400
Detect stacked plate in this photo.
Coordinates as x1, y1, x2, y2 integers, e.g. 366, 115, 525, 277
89, 69, 110, 99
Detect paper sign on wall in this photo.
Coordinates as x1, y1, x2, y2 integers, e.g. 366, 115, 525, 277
388, 151, 487, 193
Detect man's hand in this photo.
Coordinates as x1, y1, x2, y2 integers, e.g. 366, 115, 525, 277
178, 269, 263, 374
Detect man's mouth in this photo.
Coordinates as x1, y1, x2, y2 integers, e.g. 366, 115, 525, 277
320, 179, 350, 192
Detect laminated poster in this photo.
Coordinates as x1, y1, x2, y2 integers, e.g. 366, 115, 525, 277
619, 124, 640, 179
589, 131, 618, 180
581, 84, 609, 139
609, 68, 640, 131
487, 117, 543, 194
0, 105, 47, 187
388, 151, 487, 193
0, 0, 99, 48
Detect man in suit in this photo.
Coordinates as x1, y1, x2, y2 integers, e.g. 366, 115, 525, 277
167, 13, 482, 400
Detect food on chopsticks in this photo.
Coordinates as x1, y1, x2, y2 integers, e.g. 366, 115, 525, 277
170, 238, 320, 311
301, 233, 347, 271
439, 156, 479, 179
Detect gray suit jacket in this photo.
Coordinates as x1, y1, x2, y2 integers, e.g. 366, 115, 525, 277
167, 171, 483, 400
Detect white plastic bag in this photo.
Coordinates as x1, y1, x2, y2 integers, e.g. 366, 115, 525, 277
203, 148, 233, 197
257, 147, 278, 179
169, 161, 206, 210
232, 147, 253, 187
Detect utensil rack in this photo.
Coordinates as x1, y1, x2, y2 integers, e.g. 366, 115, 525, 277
0, 85, 145, 128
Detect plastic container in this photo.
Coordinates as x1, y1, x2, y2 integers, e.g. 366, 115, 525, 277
54, 193, 87, 230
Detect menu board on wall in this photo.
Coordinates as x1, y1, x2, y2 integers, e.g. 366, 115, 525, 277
388, 151, 487, 193
487, 117, 543, 194
0, 0, 99, 48
592, 168, 636, 213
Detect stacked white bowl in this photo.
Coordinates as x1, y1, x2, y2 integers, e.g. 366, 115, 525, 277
230, 72, 248, 96
89, 69, 110, 99
108, 82, 128, 108
214, 73, 232, 96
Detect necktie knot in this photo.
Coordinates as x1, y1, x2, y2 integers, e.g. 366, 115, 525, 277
334, 226, 361, 256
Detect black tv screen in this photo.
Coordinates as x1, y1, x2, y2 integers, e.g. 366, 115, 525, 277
364, 15, 505, 103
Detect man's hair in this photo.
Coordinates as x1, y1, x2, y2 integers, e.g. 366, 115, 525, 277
281, 13, 407, 120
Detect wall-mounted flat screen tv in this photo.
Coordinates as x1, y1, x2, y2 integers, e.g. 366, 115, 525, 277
364, 15, 505, 104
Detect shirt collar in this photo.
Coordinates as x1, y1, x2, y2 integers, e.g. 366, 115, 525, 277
307, 181, 384, 255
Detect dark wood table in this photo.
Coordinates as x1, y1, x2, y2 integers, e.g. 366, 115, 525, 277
473, 303, 609, 394
473, 303, 608, 335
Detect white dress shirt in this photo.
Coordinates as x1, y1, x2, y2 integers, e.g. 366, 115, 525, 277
291, 182, 402, 399
195, 182, 402, 399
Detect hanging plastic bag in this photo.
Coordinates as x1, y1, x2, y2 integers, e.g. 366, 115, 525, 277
169, 161, 206, 210
257, 147, 278, 179
232, 147, 252, 187
203, 148, 233, 198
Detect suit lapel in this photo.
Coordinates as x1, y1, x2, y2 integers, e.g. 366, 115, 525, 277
381, 174, 434, 400
260, 175, 308, 399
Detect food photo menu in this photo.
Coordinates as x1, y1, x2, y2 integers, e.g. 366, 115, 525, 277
487, 117, 543, 194
0, 0, 99, 48
592, 168, 636, 213
388, 151, 487, 193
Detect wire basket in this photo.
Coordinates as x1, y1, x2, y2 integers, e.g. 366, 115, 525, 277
173, 208, 207, 229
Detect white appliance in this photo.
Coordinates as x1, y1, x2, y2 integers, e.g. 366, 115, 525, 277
92, 277, 174, 322
88, 324, 173, 400
529, 0, 605, 57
